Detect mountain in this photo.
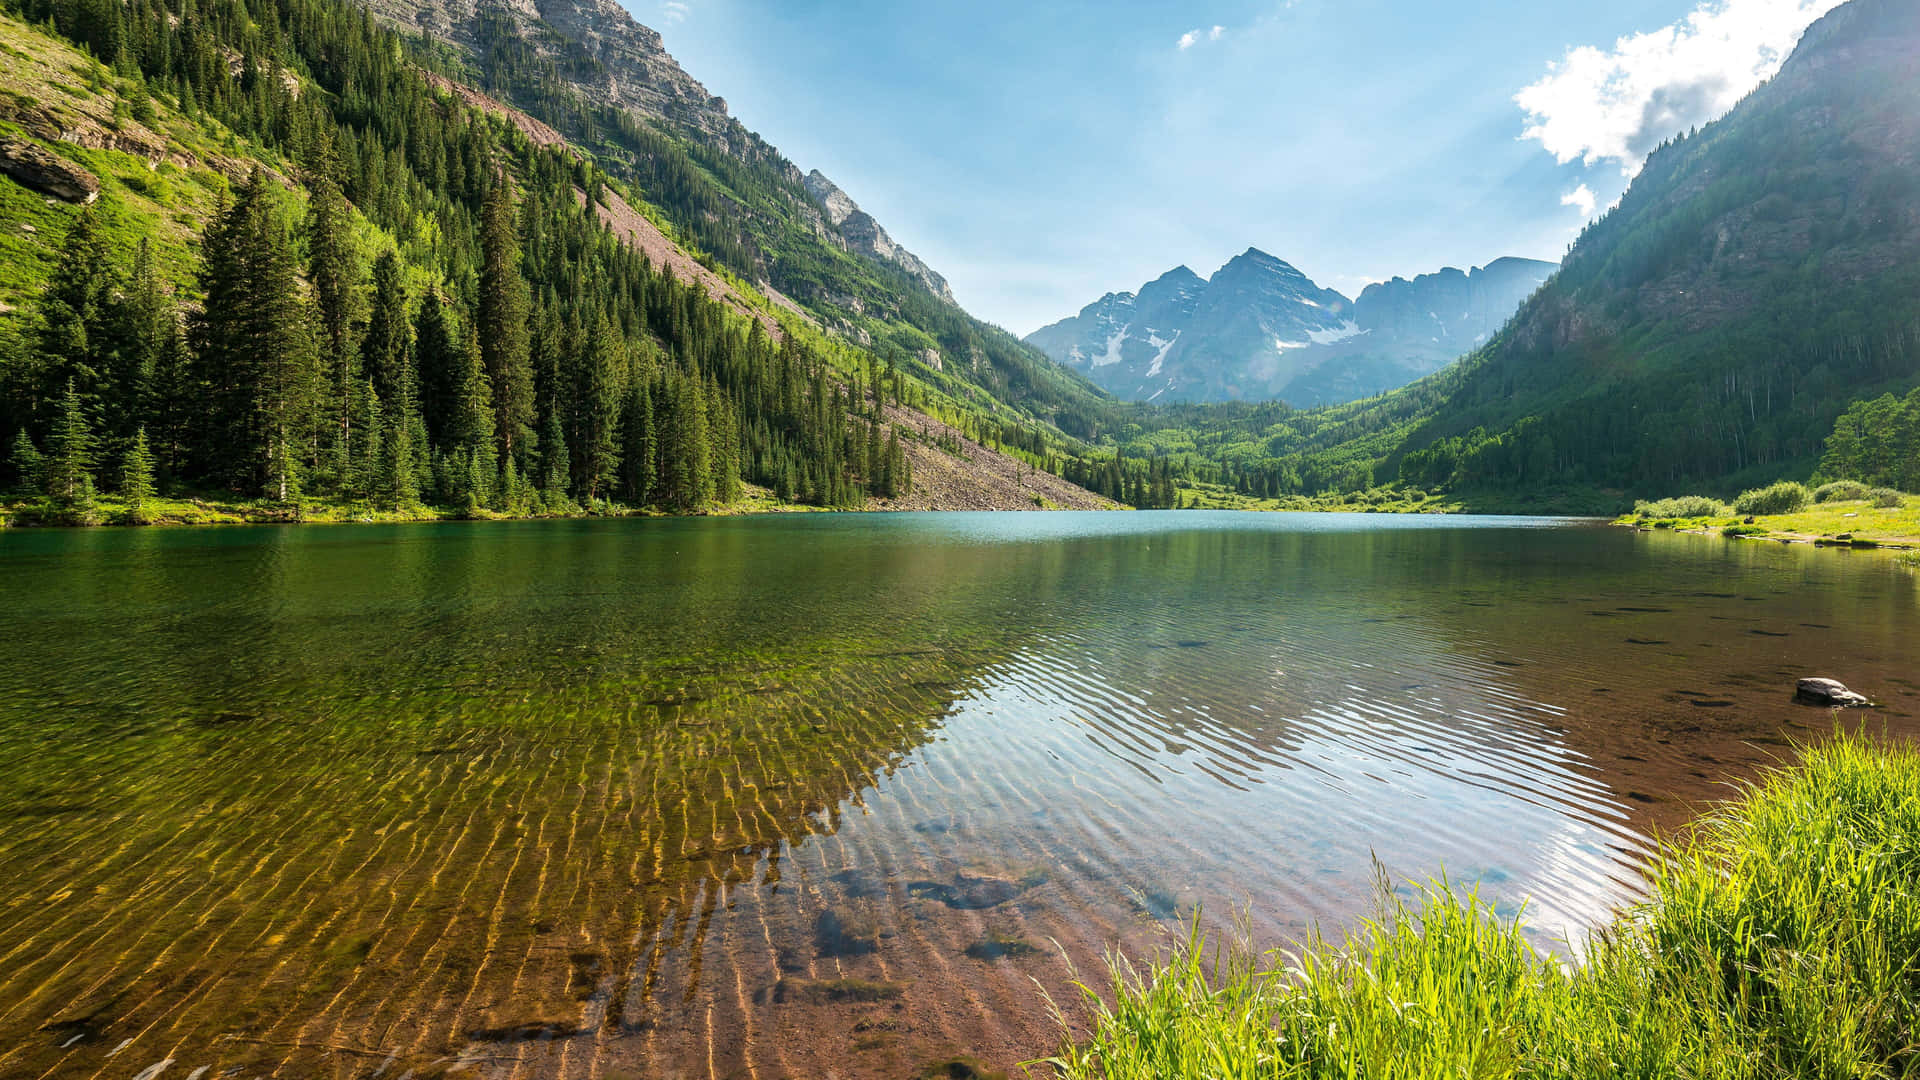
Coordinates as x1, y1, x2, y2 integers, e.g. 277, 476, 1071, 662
0, 0, 1121, 520
803, 170, 954, 303
1373, 0, 1920, 495
1028, 251, 1552, 405
352, 0, 1117, 438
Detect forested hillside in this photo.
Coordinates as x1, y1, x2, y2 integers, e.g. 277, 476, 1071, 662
0, 0, 1123, 521
1367, 0, 1920, 499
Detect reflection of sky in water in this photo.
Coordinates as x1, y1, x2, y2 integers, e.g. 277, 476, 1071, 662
839, 617, 1649, 962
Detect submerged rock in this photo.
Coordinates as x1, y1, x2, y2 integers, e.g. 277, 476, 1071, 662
1796, 678, 1874, 708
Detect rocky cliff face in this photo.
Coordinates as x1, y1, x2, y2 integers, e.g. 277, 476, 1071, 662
804, 170, 955, 304
1027, 251, 1552, 405
362, 0, 959, 305
369, 0, 736, 141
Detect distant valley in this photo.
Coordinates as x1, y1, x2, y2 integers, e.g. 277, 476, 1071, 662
1026, 252, 1554, 406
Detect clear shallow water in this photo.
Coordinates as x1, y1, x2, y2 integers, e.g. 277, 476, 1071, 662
0, 512, 1915, 1078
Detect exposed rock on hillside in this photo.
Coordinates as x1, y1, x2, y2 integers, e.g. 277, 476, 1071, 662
803, 170, 955, 304
0, 136, 97, 203
874, 404, 1115, 512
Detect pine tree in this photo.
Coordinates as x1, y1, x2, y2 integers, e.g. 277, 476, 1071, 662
35, 205, 123, 425
577, 312, 623, 502
121, 426, 156, 522
307, 167, 363, 480
121, 239, 174, 447
621, 377, 655, 506
362, 250, 410, 412
7, 430, 44, 496
190, 171, 318, 500
539, 406, 570, 507
48, 378, 95, 504
478, 180, 533, 459
414, 289, 462, 453
385, 408, 420, 508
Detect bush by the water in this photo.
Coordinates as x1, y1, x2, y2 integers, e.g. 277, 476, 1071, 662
1814, 480, 1871, 503
1632, 495, 1725, 519
1734, 480, 1811, 516
1048, 733, 1920, 1080
1870, 487, 1906, 509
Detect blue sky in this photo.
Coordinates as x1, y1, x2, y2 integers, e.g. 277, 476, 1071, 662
638, 0, 1842, 335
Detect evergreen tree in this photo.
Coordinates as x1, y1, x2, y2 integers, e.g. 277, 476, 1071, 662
47, 378, 96, 504
7, 430, 44, 496
478, 181, 533, 459
35, 205, 123, 426
121, 239, 174, 448
414, 289, 463, 452
121, 426, 156, 522
539, 406, 570, 506
189, 169, 318, 500
576, 312, 622, 502
362, 250, 410, 406
620, 377, 655, 506
307, 167, 363, 477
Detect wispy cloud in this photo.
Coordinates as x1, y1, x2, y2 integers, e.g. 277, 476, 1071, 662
1560, 184, 1597, 220
660, 0, 690, 26
1178, 25, 1226, 50
1515, 0, 1841, 176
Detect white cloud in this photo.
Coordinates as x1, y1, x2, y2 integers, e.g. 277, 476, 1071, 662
1515, 0, 1842, 175
1178, 25, 1226, 50
660, 1, 690, 25
1560, 184, 1597, 219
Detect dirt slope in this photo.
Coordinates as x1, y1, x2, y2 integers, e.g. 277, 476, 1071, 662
872, 404, 1116, 511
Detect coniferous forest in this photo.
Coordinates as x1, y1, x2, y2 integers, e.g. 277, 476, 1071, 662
0, 0, 913, 521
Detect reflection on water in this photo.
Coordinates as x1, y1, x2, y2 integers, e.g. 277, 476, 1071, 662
0, 513, 1914, 1078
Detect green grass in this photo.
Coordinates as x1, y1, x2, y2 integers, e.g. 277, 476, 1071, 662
1619, 488, 1920, 549
1044, 732, 1920, 1079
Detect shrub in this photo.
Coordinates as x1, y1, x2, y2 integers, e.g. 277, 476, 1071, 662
1633, 495, 1725, 519
1869, 487, 1905, 509
1734, 481, 1810, 516
1814, 480, 1870, 503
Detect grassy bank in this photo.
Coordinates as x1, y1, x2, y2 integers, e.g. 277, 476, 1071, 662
1620, 485, 1919, 550
1046, 732, 1920, 1079
1175, 483, 1622, 516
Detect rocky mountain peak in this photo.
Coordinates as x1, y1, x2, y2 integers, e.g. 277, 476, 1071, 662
1028, 250, 1554, 405
801, 169, 954, 304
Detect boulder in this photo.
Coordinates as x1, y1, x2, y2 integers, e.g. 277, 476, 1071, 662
1796, 677, 1874, 708
0, 136, 98, 203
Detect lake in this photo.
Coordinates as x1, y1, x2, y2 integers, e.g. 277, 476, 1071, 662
1, 512, 1915, 1079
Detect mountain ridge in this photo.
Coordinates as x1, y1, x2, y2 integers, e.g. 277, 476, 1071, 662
1027, 250, 1553, 406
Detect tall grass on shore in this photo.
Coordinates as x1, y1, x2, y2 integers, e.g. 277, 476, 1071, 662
1044, 733, 1920, 1079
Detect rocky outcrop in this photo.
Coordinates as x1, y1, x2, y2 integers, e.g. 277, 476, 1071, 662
803, 170, 955, 304
0, 136, 98, 203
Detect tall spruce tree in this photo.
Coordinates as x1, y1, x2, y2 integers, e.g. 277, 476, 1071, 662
307, 168, 363, 477
122, 426, 156, 522
47, 378, 95, 504
35, 206, 123, 428
620, 378, 655, 506
478, 181, 533, 461
577, 312, 623, 502
190, 169, 318, 500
